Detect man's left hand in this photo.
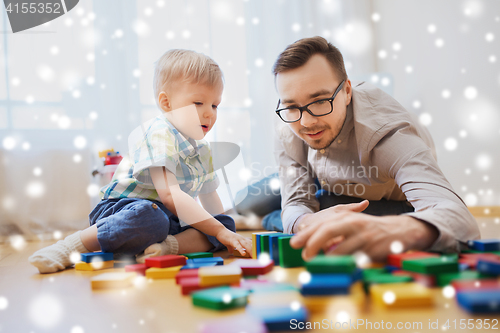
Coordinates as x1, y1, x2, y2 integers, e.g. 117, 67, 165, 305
289, 211, 439, 262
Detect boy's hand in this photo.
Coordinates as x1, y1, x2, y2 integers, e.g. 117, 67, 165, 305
216, 229, 252, 256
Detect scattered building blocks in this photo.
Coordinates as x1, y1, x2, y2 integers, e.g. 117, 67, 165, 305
300, 274, 352, 295
387, 251, 438, 268
75, 260, 114, 271
90, 272, 137, 290
229, 259, 274, 276
370, 282, 434, 308
456, 289, 500, 313
278, 235, 304, 268
183, 252, 213, 259
192, 287, 249, 310
124, 263, 148, 276
467, 239, 500, 252
146, 266, 183, 279
81, 252, 113, 263
402, 256, 458, 274
305, 255, 356, 274
199, 265, 242, 287
145, 255, 187, 268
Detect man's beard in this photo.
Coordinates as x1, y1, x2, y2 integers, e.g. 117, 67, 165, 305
299, 125, 336, 150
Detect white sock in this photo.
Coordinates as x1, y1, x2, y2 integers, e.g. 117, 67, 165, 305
28, 231, 90, 274
136, 235, 179, 263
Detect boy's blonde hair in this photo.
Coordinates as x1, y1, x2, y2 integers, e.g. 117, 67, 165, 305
153, 49, 223, 103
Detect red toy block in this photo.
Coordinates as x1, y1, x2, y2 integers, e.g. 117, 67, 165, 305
387, 252, 438, 268
229, 259, 274, 276
124, 263, 148, 276
180, 277, 211, 295
145, 255, 187, 268
175, 269, 199, 284
451, 279, 500, 292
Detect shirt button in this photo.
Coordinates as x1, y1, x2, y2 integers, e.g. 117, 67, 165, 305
337, 139, 342, 144
320, 149, 325, 154
152, 203, 158, 210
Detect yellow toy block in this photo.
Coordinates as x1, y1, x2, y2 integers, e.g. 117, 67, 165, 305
75, 260, 114, 271
199, 266, 242, 287
91, 272, 137, 290
370, 282, 434, 308
304, 282, 365, 313
145, 266, 182, 279
98, 149, 115, 158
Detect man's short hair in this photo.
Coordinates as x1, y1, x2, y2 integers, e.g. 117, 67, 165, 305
153, 49, 223, 101
272, 36, 347, 81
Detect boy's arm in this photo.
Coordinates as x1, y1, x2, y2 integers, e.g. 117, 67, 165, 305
199, 191, 224, 216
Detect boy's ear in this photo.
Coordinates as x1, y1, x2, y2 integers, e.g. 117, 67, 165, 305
158, 91, 171, 112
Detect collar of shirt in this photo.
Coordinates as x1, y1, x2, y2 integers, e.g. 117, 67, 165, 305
163, 117, 201, 159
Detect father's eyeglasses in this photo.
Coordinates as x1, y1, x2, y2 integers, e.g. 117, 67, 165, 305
275, 80, 345, 123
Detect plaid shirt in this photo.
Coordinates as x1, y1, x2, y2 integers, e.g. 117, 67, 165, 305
100, 115, 219, 200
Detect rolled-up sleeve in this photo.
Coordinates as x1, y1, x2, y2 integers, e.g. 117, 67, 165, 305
371, 124, 480, 253
274, 124, 320, 234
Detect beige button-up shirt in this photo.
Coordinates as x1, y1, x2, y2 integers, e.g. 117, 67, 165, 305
274, 81, 480, 253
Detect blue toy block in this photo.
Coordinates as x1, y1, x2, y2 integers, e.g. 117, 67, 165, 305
300, 274, 352, 295
268, 234, 287, 265
456, 290, 500, 314
247, 305, 308, 331
81, 252, 113, 263
351, 268, 363, 283
181, 261, 218, 270
468, 239, 500, 252
385, 265, 399, 273
189, 257, 224, 265
476, 260, 500, 275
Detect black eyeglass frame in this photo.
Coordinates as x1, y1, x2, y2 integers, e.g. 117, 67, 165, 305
275, 80, 345, 123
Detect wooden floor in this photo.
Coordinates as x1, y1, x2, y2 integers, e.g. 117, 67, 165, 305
1, 218, 499, 333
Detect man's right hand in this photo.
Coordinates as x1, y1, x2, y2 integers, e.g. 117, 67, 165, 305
294, 200, 370, 232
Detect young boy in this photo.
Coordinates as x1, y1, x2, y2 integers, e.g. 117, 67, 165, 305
29, 49, 252, 273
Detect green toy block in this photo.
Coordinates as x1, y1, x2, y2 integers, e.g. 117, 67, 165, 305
260, 234, 273, 255
183, 252, 214, 259
306, 255, 357, 274
361, 267, 387, 280
435, 270, 495, 287
461, 249, 500, 256
278, 236, 305, 268
192, 287, 249, 310
402, 256, 458, 275
363, 273, 413, 293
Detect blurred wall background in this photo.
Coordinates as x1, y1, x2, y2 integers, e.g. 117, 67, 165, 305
0, 0, 498, 240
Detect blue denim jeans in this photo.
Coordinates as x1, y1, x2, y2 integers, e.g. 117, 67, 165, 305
235, 173, 414, 232
89, 198, 235, 257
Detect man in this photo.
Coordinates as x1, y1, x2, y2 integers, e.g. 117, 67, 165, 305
273, 36, 480, 262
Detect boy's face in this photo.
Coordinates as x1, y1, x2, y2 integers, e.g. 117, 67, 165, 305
160, 81, 222, 140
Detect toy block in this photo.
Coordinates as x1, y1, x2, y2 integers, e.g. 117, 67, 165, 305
183, 252, 213, 259
268, 233, 287, 265
260, 233, 279, 255
300, 274, 351, 295
477, 260, 500, 275
175, 269, 198, 284
278, 235, 304, 268
459, 263, 470, 271
192, 257, 223, 265
387, 251, 438, 268
233, 249, 252, 258
81, 251, 113, 263
384, 265, 399, 273
451, 279, 500, 292
192, 287, 249, 310
247, 304, 309, 331
306, 255, 356, 274
459, 253, 500, 269
124, 263, 148, 276
370, 282, 433, 308
402, 256, 458, 274
435, 270, 494, 287
392, 271, 436, 287
91, 272, 137, 290
199, 265, 242, 287
229, 259, 274, 276
199, 314, 267, 333
362, 267, 387, 280
304, 282, 365, 313
145, 255, 186, 268
363, 273, 413, 293
461, 249, 500, 256
145, 265, 183, 279
179, 277, 212, 295
252, 232, 277, 259
75, 260, 114, 271
467, 239, 500, 252
182, 261, 219, 270
456, 289, 500, 313
251, 283, 298, 294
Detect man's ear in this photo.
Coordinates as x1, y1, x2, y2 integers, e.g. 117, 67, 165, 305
344, 79, 352, 106
158, 91, 171, 112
